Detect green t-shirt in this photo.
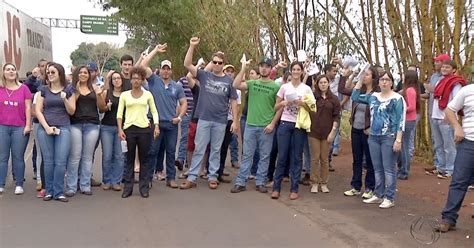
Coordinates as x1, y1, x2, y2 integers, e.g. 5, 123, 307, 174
246, 79, 280, 126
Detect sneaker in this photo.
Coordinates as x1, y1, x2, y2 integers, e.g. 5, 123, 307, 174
437, 172, 452, 179
36, 182, 42, 191
425, 169, 441, 175
344, 188, 361, 196
321, 184, 330, 193
256, 185, 268, 193
361, 190, 374, 199
329, 165, 335, 172
468, 185, 474, 191
299, 173, 311, 186
91, 178, 102, 187
282, 177, 290, 182
37, 189, 46, 198
14, 186, 24, 195
435, 221, 456, 232
155, 172, 166, 181
248, 175, 256, 180
175, 160, 184, 171
102, 184, 112, 190
363, 195, 383, 204
0, 187, 4, 194
230, 185, 246, 193
55, 195, 69, 202
112, 184, 122, 191
379, 198, 395, 209
310, 184, 319, 193
65, 190, 75, 197
178, 172, 188, 179
43, 194, 53, 201
265, 181, 274, 188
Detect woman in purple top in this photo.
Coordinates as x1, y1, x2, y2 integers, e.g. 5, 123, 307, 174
0, 63, 32, 195
36, 63, 76, 202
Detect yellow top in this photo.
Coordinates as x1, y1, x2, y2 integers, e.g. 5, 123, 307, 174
117, 90, 159, 129
295, 93, 317, 132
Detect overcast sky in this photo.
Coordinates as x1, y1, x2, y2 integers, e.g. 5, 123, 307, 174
6, 0, 128, 69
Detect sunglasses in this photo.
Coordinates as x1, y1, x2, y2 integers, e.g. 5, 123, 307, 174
212, 61, 224, 65
47, 71, 56, 75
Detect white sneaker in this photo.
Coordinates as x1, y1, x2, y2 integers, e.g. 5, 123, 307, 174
310, 184, 319, 193
321, 184, 330, 193
0, 187, 4, 194
363, 195, 383, 204
379, 198, 395, 209
14, 186, 24, 195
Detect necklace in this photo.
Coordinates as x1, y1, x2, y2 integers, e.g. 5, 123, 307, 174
5, 88, 15, 97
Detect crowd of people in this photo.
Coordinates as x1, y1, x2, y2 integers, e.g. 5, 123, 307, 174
0, 37, 472, 232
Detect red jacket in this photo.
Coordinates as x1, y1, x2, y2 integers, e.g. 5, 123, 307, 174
434, 75, 467, 110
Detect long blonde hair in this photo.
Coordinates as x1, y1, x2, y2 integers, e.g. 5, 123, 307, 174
1, 63, 20, 87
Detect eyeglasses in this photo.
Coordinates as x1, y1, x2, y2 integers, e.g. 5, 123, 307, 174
212, 61, 224, 65
47, 71, 56, 75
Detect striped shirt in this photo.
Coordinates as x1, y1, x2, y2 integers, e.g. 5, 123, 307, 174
448, 84, 474, 141
177, 77, 194, 115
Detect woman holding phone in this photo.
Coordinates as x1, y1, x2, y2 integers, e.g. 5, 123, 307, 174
36, 63, 76, 202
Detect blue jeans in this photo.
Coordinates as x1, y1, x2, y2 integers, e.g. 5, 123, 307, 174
187, 120, 227, 182
350, 128, 375, 191
368, 135, 398, 201
441, 139, 474, 225
272, 121, 307, 193
176, 115, 190, 163
37, 125, 71, 198
148, 121, 179, 181
399, 120, 417, 178
303, 137, 311, 172
429, 118, 439, 167
332, 127, 341, 153
66, 123, 100, 193
241, 115, 259, 175
235, 125, 274, 187
431, 119, 456, 173
0, 125, 29, 187
100, 125, 125, 185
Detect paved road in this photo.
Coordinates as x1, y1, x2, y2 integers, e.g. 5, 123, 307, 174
1, 140, 473, 247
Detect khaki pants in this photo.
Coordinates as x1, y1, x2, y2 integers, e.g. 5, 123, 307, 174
309, 137, 329, 185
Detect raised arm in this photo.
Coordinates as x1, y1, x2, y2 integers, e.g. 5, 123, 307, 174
184, 37, 200, 78
141, 44, 168, 78
350, 79, 371, 104
233, 59, 252, 91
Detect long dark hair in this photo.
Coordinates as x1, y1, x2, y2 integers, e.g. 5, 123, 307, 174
72, 65, 93, 91
312, 74, 336, 100
361, 65, 380, 94
47, 63, 67, 87
107, 71, 125, 100
290, 61, 304, 81
402, 70, 421, 113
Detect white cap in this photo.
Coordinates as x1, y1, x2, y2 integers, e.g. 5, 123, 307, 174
161, 60, 172, 69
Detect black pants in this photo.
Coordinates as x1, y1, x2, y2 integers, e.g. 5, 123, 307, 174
218, 120, 234, 178
123, 126, 151, 194
267, 124, 289, 181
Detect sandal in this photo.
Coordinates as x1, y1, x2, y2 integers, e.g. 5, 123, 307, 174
208, 180, 219, 190
179, 180, 196, 190
271, 191, 280, 199
289, 192, 299, 200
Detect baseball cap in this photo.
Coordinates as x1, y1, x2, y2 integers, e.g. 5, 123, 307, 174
223, 64, 235, 71
87, 62, 98, 71
259, 57, 273, 66
433, 54, 451, 62
161, 60, 172, 69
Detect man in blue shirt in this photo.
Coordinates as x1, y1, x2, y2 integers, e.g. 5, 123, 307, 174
141, 44, 187, 189
181, 37, 239, 190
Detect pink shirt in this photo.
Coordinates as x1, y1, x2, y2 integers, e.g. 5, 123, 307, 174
404, 87, 417, 121
0, 84, 32, 126
277, 82, 312, 123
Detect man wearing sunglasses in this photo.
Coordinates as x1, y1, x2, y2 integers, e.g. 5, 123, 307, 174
181, 37, 239, 190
